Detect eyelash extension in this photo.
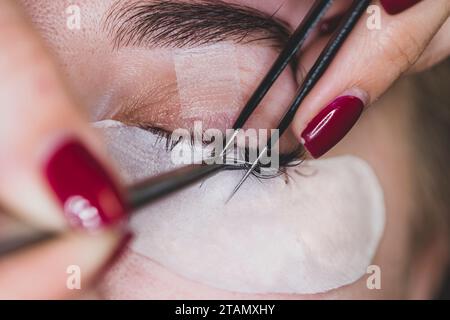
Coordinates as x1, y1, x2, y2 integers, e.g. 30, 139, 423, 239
229, 145, 306, 182
139, 124, 306, 181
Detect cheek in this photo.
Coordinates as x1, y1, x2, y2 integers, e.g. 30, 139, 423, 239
98, 236, 388, 300
99, 250, 304, 299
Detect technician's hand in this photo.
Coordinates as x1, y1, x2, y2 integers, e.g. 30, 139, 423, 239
0, 0, 129, 299
292, 0, 449, 158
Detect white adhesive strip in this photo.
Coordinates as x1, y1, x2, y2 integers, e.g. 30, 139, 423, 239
173, 44, 242, 126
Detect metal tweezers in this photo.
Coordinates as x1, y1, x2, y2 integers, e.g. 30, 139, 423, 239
0, 0, 371, 257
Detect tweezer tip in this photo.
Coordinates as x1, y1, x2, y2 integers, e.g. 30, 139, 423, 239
226, 145, 270, 203
225, 168, 255, 204
224, 193, 235, 205
225, 183, 242, 204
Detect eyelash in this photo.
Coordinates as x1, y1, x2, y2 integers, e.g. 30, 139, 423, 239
140, 124, 306, 181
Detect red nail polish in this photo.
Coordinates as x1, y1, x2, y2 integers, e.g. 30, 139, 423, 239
319, 15, 344, 35
380, 0, 422, 15
44, 139, 127, 230
301, 96, 364, 158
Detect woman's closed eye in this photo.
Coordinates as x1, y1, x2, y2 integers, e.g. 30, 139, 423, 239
91, 0, 302, 156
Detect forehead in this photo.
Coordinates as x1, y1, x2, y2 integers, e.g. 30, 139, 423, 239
19, 0, 313, 61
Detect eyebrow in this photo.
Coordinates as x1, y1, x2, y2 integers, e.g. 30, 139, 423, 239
103, 0, 291, 50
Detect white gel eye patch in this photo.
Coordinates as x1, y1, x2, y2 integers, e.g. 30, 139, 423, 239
93, 120, 185, 184
94, 121, 386, 295
93, 120, 212, 183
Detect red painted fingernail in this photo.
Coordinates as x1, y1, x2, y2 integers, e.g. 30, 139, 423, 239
44, 139, 127, 231
301, 96, 364, 158
319, 15, 344, 35
380, 0, 422, 15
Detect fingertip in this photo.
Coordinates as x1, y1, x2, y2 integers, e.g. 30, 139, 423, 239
42, 136, 128, 232
380, 0, 422, 15
300, 93, 365, 158
0, 228, 132, 299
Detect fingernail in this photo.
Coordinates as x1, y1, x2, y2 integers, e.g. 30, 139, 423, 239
301, 96, 364, 158
319, 15, 344, 35
44, 139, 127, 231
380, 0, 422, 15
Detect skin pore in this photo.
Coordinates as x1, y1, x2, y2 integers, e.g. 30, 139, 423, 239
18, 0, 449, 299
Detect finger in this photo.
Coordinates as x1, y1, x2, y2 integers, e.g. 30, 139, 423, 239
0, 0, 126, 231
291, 0, 449, 158
409, 17, 450, 73
0, 229, 131, 299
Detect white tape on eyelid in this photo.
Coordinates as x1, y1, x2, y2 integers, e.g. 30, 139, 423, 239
173, 44, 242, 121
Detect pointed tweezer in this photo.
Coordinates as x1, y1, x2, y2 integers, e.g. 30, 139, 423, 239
228, 0, 372, 201
0, 163, 224, 258
221, 0, 334, 157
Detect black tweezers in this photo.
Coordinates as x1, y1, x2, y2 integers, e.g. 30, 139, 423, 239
0, 0, 371, 257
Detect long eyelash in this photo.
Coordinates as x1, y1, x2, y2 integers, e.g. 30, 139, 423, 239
225, 146, 306, 182
135, 124, 182, 151
140, 125, 306, 181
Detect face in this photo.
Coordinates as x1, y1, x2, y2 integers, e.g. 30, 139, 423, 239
20, 0, 444, 299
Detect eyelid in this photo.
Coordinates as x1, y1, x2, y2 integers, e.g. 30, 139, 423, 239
124, 122, 306, 175
106, 42, 302, 160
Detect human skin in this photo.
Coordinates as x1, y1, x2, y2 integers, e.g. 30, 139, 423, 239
0, 0, 447, 299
